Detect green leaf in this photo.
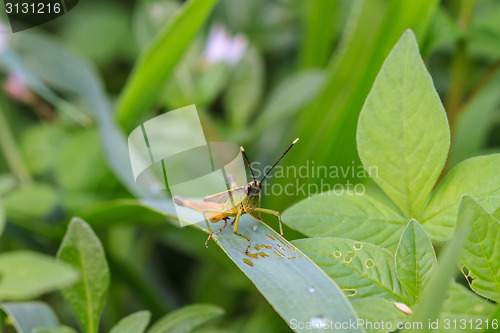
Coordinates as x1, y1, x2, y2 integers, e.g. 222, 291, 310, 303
283, 190, 407, 252
254, 70, 324, 132
197, 214, 365, 333
0, 200, 4, 238
404, 196, 471, 332
422, 154, 500, 241
483, 303, 500, 333
351, 298, 407, 333
1, 302, 59, 333
34, 327, 78, 333
116, 0, 219, 131
0, 251, 79, 301
110, 311, 151, 333
456, 196, 500, 302
357, 30, 450, 219
395, 219, 437, 303
57, 218, 110, 333
148, 304, 223, 333
434, 283, 495, 333
4, 183, 57, 220
79, 199, 172, 228
292, 237, 406, 302
224, 46, 264, 130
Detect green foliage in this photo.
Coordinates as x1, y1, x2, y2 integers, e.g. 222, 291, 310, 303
109, 311, 151, 333
1, 0, 500, 331
357, 30, 450, 219
0, 252, 78, 301
116, 0, 219, 130
57, 218, 110, 333
457, 196, 500, 302
148, 304, 223, 333
395, 219, 437, 304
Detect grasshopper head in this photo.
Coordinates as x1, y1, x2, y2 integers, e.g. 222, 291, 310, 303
244, 182, 261, 197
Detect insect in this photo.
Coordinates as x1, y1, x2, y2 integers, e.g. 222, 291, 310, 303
174, 138, 299, 253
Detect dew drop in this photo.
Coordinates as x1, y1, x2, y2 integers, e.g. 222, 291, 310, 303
334, 251, 342, 258
309, 317, 328, 329
365, 259, 375, 268
252, 225, 258, 231
308, 286, 315, 293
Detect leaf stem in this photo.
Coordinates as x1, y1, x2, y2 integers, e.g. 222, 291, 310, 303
0, 104, 32, 185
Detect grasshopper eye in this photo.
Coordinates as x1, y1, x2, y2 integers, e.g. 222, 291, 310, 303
244, 183, 251, 195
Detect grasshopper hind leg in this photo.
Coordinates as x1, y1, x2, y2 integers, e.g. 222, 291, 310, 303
233, 209, 251, 254
218, 217, 229, 233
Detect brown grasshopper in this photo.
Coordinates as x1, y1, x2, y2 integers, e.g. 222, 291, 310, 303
174, 138, 299, 253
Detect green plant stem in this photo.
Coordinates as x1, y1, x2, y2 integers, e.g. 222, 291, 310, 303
0, 107, 32, 185
445, 0, 477, 133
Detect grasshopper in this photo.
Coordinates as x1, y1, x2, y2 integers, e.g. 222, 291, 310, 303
173, 138, 299, 253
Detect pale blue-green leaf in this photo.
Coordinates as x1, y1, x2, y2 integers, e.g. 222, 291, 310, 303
116, 0, 219, 131
404, 196, 471, 333
1, 302, 59, 333
283, 191, 407, 253
148, 304, 223, 333
110, 310, 151, 333
357, 30, 450, 219
0, 252, 79, 301
456, 196, 500, 302
192, 214, 364, 333
395, 219, 437, 303
422, 154, 500, 241
351, 298, 407, 333
434, 282, 495, 333
57, 218, 110, 333
293, 237, 406, 302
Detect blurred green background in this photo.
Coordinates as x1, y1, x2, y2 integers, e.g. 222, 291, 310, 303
0, 0, 499, 331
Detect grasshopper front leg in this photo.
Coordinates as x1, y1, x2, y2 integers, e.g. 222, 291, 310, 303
253, 208, 283, 236
232, 208, 251, 254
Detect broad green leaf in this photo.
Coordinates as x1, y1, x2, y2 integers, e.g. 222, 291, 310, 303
148, 304, 223, 333
34, 327, 78, 333
357, 30, 450, 219
351, 298, 407, 333
405, 196, 471, 333
422, 154, 500, 241
456, 196, 500, 302
284, 0, 438, 208
395, 219, 437, 303
190, 214, 364, 333
224, 46, 264, 131
293, 238, 406, 302
4, 183, 57, 219
1, 302, 59, 333
116, 0, 219, 131
283, 191, 407, 252
57, 218, 110, 333
110, 311, 151, 333
494, 206, 500, 220
434, 283, 495, 333
0, 251, 79, 301
483, 303, 500, 333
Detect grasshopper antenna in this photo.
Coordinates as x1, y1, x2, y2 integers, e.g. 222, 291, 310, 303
241, 146, 257, 184
260, 138, 299, 184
